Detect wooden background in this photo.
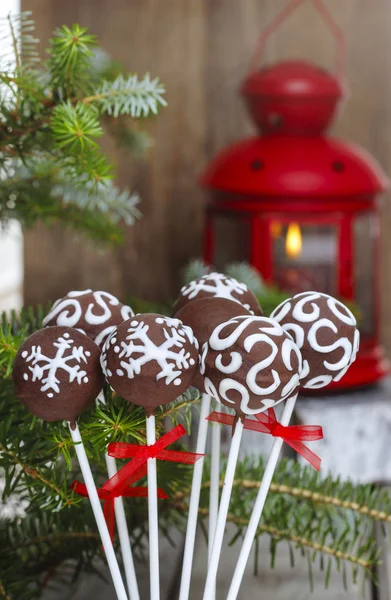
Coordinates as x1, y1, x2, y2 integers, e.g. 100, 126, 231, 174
22, 0, 391, 353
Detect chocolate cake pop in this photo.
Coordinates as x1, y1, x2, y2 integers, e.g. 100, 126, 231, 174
101, 314, 199, 415
43, 289, 134, 348
201, 315, 303, 417
13, 326, 104, 422
176, 296, 252, 392
270, 291, 359, 389
173, 273, 262, 317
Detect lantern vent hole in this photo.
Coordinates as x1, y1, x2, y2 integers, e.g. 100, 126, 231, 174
251, 159, 264, 171
267, 112, 283, 129
332, 160, 345, 173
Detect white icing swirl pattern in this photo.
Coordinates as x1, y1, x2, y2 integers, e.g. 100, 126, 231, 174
179, 273, 257, 314
43, 289, 134, 347
101, 316, 198, 387
204, 315, 303, 415
270, 291, 359, 389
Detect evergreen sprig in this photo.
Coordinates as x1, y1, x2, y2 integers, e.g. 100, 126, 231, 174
0, 12, 166, 242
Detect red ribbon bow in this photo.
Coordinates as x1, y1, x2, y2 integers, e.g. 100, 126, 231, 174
107, 424, 204, 496
71, 463, 168, 541
207, 409, 323, 471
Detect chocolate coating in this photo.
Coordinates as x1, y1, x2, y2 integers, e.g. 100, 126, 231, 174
43, 289, 134, 348
13, 326, 104, 422
201, 315, 302, 417
270, 291, 359, 389
101, 314, 199, 415
176, 297, 251, 392
173, 272, 262, 317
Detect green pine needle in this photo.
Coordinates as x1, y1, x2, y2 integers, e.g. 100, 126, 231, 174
51, 101, 103, 152
85, 73, 167, 118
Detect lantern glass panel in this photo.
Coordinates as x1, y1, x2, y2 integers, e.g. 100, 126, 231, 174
271, 222, 337, 295
214, 215, 250, 270
354, 214, 376, 338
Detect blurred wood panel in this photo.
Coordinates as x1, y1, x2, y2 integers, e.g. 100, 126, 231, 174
22, 0, 391, 353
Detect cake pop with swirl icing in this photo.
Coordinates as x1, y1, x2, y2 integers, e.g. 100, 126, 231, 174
43, 289, 134, 348
200, 315, 303, 418
175, 296, 252, 392
173, 272, 262, 317
270, 291, 359, 389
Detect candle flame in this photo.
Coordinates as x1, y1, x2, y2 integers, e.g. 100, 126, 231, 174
285, 223, 302, 259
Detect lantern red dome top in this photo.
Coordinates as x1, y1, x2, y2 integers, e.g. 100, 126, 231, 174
241, 60, 345, 135
242, 61, 343, 100
201, 135, 387, 199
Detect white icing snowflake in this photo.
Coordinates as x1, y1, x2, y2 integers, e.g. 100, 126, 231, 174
101, 316, 198, 386
180, 272, 254, 313
22, 332, 91, 398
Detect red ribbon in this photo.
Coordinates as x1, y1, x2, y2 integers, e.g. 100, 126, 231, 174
207, 409, 323, 471
71, 463, 168, 541
107, 424, 204, 496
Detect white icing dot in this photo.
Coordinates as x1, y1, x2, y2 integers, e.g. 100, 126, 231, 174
47, 393, 54, 398
22, 351, 28, 358
23, 373, 28, 381
110, 337, 117, 345
85, 350, 91, 357
155, 317, 164, 324
116, 369, 124, 376
83, 377, 89, 383
173, 378, 182, 386
114, 346, 120, 353
63, 332, 70, 339
189, 358, 195, 366
130, 321, 138, 327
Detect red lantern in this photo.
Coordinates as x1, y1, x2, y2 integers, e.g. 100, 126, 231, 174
200, 0, 390, 390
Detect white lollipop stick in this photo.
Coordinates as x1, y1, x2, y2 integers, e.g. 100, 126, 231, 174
179, 392, 212, 600
69, 422, 128, 600
208, 400, 221, 566
226, 393, 298, 600
97, 392, 140, 600
146, 414, 160, 600
207, 400, 222, 600
202, 419, 244, 600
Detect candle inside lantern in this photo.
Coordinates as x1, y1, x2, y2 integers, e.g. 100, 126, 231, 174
273, 223, 337, 295
285, 222, 302, 259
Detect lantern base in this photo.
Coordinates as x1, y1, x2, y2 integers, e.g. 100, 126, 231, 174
302, 341, 390, 393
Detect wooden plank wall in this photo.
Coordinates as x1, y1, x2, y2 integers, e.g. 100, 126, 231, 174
22, 0, 391, 353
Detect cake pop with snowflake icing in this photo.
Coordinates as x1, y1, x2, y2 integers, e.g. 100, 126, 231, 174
270, 291, 359, 389
200, 315, 303, 418
173, 272, 262, 317
43, 289, 134, 348
13, 326, 104, 422
101, 314, 199, 415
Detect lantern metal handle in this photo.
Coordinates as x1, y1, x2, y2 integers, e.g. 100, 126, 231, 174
248, 0, 346, 80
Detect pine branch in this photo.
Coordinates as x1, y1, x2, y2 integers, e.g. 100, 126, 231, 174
51, 101, 103, 152
0, 581, 11, 600
48, 24, 97, 94
83, 73, 167, 118
177, 504, 375, 572
0, 442, 74, 506
0, 13, 166, 243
